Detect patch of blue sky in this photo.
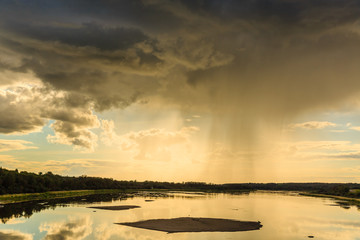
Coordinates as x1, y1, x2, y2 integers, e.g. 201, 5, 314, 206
289, 110, 360, 143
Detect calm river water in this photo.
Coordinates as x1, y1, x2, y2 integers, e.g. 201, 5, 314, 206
0, 191, 359, 240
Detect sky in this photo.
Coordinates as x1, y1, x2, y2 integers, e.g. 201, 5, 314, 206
1, 0, 360, 183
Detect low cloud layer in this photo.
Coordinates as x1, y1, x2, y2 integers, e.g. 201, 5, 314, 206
289, 121, 337, 130
0, 230, 32, 240
0, 139, 37, 152
275, 140, 360, 162
101, 120, 198, 161
0, 155, 121, 177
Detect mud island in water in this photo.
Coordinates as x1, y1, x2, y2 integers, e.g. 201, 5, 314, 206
88, 205, 140, 210
118, 217, 262, 233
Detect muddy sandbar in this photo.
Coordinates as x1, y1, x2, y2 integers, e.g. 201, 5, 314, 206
118, 217, 262, 233
88, 205, 140, 211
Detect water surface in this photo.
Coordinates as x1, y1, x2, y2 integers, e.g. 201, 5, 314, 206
0, 191, 359, 240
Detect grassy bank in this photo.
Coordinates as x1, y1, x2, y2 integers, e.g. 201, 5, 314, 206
300, 192, 360, 204
0, 188, 252, 204
0, 189, 124, 204
5, 189, 354, 205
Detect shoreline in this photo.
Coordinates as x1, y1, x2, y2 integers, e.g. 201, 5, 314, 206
299, 192, 360, 203
0, 189, 251, 204
0, 189, 125, 204
1, 189, 359, 205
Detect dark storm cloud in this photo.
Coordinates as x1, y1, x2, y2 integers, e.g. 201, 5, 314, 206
2, 0, 360, 149
0, 0, 183, 33
3, 22, 148, 51
180, 0, 302, 21
179, 0, 360, 27
0, 24, 162, 111
0, 231, 31, 240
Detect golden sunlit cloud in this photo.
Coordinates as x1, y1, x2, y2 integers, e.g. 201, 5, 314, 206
288, 121, 337, 130
0, 139, 37, 152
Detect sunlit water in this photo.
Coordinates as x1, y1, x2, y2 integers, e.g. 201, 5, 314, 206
0, 191, 359, 240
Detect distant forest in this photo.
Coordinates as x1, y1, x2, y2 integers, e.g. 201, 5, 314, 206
1, 167, 360, 197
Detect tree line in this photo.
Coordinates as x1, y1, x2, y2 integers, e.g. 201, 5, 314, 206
0, 168, 220, 194
0, 167, 359, 197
